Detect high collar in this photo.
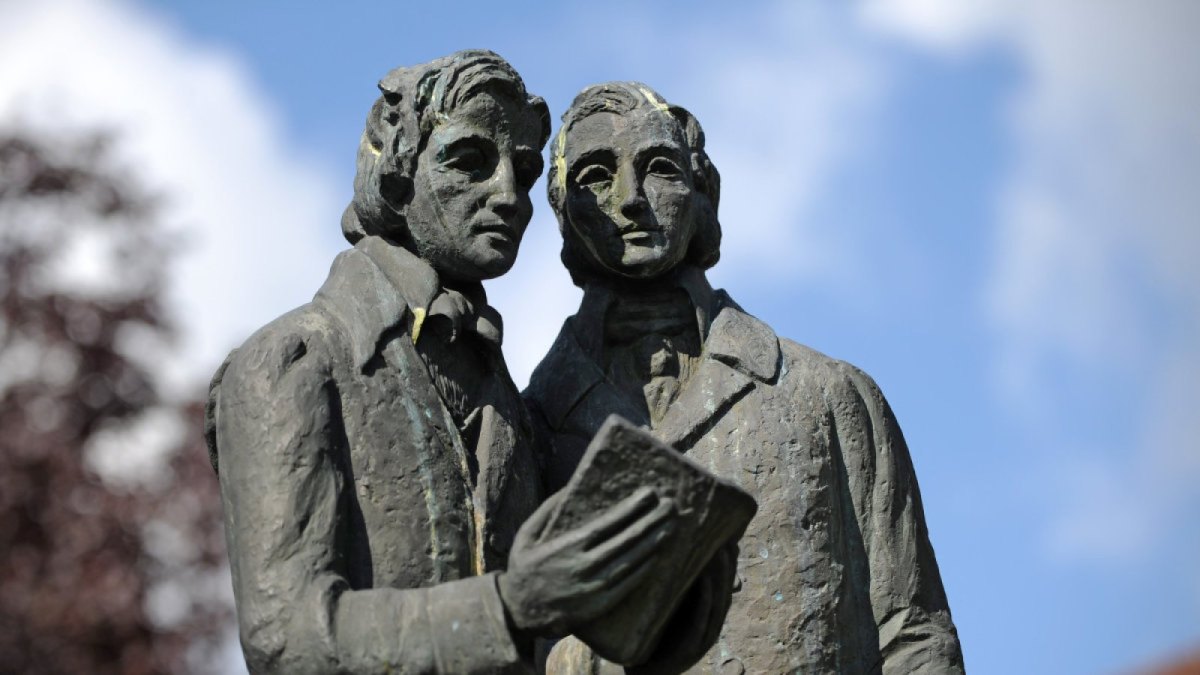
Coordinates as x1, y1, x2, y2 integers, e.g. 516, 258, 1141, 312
314, 236, 491, 371
359, 235, 442, 315
529, 272, 781, 431
574, 265, 716, 358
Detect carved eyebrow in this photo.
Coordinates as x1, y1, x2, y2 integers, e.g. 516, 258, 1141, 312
567, 148, 616, 172
442, 131, 497, 147
632, 141, 686, 165
435, 133, 493, 159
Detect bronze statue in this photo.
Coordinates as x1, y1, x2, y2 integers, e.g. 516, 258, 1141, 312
205, 55, 692, 675
525, 82, 965, 674
205, 53, 958, 675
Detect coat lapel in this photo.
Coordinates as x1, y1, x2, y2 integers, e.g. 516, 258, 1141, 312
531, 293, 782, 454
657, 297, 782, 451
467, 361, 540, 571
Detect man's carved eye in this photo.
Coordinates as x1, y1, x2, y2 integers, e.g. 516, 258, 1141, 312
646, 156, 684, 180
575, 165, 612, 190
445, 146, 489, 177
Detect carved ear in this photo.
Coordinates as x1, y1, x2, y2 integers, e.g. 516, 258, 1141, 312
529, 95, 552, 149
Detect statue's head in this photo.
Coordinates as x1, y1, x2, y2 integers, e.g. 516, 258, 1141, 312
548, 82, 720, 286
343, 50, 551, 282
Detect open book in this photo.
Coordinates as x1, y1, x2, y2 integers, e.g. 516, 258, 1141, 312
540, 415, 758, 665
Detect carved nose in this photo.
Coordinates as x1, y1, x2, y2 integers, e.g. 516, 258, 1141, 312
490, 197, 519, 220
488, 159, 520, 218
618, 167, 647, 220
620, 193, 648, 220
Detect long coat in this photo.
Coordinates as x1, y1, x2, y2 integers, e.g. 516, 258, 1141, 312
206, 237, 542, 674
525, 284, 964, 674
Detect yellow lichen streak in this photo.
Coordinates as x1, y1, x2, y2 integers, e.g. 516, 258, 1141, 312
410, 307, 427, 345
472, 509, 486, 576
637, 85, 670, 113
554, 129, 568, 195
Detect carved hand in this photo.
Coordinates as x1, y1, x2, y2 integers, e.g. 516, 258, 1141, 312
498, 486, 677, 639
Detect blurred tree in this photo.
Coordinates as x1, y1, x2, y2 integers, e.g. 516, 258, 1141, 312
0, 129, 230, 674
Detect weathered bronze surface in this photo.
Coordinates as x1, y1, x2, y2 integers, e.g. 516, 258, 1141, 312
206, 57, 960, 675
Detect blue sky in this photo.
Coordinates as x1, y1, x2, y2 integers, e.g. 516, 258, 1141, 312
2, 1, 1197, 672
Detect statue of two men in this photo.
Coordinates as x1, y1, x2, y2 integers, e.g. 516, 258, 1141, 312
206, 51, 964, 674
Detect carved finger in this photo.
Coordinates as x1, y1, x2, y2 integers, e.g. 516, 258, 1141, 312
579, 486, 661, 549
582, 512, 675, 585
581, 498, 675, 573
574, 547, 662, 622
528, 487, 660, 560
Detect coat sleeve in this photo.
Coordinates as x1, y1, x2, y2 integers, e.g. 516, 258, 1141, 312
211, 318, 531, 675
830, 362, 965, 674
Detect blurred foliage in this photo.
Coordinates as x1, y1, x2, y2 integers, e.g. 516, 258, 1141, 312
0, 130, 230, 674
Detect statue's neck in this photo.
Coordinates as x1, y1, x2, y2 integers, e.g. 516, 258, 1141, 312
575, 268, 715, 425
579, 266, 715, 348
602, 286, 696, 344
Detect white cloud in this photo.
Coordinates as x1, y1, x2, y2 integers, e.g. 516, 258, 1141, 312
680, 3, 887, 292
0, 0, 341, 398
862, 0, 1200, 564
860, 0, 1006, 53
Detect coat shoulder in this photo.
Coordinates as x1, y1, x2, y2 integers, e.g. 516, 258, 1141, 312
775, 336, 884, 405
224, 303, 342, 388
205, 303, 345, 473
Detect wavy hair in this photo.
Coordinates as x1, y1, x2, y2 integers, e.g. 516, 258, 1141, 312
341, 50, 551, 244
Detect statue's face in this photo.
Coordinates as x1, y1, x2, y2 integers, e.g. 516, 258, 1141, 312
563, 108, 698, 280
406, 89, 544, 282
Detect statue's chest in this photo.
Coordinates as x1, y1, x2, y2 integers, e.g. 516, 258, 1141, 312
338, 340, 478, 589
679, 384, 852, 670
680, 381, 837, 548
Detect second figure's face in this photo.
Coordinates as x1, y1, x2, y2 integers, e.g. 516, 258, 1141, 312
563, 109, 699, 280
407, 89, 544, 282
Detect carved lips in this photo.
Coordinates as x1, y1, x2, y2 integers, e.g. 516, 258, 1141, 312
471, 220, 519, 247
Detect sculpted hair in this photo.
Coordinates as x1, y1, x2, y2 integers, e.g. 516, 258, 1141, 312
341, 49, 551, 244
547, 82, 722, 285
